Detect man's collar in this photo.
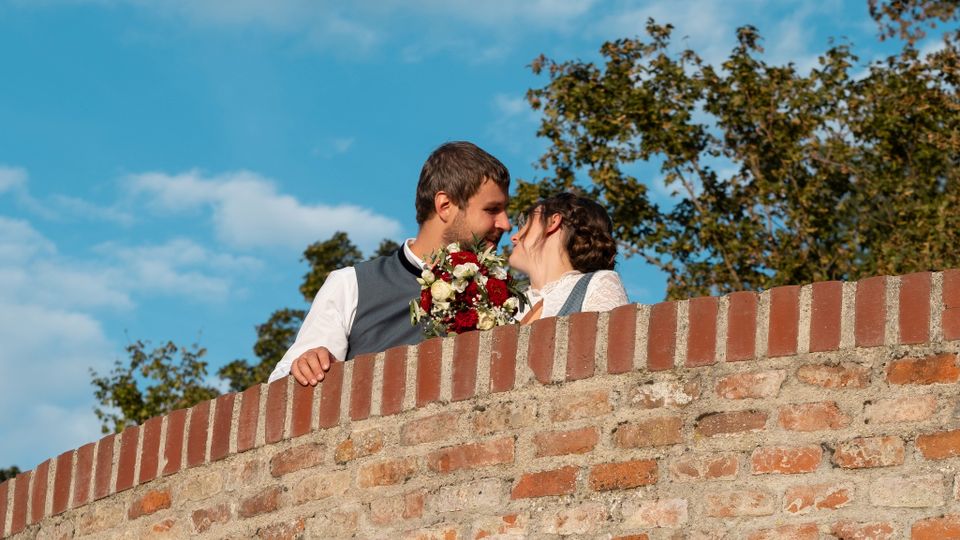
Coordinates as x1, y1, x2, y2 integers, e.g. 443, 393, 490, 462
403, 238, 428, 269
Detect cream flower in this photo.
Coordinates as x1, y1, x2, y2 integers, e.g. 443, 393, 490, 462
430, 280, 455, 302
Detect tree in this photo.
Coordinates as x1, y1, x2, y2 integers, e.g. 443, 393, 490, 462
515, 7, 959, 300
870, 0, 959, 42
0, 466, 20, 482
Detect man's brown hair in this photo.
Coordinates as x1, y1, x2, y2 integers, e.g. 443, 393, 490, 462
415, 141, 510, 225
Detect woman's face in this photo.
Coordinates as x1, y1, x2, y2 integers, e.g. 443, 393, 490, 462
508, 209, 545, 274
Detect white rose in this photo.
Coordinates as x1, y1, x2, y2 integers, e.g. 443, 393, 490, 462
430, 279, 455, 302
477, 309, 496, 331
446, 242, 461, 253
502, 296, 519, 312
492, 265, 508, 280
421, 269, 435, 284
453, 262, 479, 279
452, 278, 468, 293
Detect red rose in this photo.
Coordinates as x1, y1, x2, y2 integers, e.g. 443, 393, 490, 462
457, 281, 479, 303
454, 309, 479, 332
420, 289, 432, 311
450, 251, 479, 266
485, 278, 509, 306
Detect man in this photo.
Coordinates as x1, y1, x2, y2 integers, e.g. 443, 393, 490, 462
268, 141, 512, 386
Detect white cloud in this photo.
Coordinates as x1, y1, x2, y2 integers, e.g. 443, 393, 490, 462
312, 136, 356, 158
0, 166, 27, 194
129, 169, 403, 252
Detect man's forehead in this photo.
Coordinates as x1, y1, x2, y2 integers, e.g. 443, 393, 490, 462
472, 178, 509, 203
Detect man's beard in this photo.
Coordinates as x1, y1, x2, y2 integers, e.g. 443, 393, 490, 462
443, 213, 501, 248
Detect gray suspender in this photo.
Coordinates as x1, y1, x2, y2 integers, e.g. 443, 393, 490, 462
556, 272, 596, 317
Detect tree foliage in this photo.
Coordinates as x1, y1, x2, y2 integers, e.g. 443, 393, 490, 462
0, 466, 20, 482
514, 10, 959, 300
871, 0, 959, 42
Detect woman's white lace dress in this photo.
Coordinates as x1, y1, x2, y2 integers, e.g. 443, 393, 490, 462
516, 270, 629, 320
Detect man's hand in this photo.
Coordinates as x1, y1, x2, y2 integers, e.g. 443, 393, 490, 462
291, 347, 336, 386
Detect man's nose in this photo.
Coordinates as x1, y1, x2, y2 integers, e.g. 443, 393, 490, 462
496, 211, 512, 233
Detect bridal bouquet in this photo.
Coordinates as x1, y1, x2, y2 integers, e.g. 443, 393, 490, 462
410, 240, 528, 337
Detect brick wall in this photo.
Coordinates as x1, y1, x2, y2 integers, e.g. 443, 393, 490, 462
3, 269, 960, 539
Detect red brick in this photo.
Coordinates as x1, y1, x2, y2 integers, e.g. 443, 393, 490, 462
427, 437, 514, 473
550, 389, 611, 422
94, 433, 116, 499
290, 380, 314, 438
669, 453, 738, 481
128, 489, 172, 519
566, 311, 598, 380
855, 275, 887, 347
528, 317, 557, 384
72, 442, 95, 508
613, 536, 649, 540
916, 429, 960, 460
533, 426, 598, 457
589, 459, 657, 491
751, 445, 822, 474
511, 466, 577, 499
258, 518, 305, 540
238, 486, 281, 518
453, 330, 480, 400
350, 353, 375, 420
607, 304, 637, 373
381, 345, 407, 415
687, 296, 719, 366
210, 393, 235, 461
52, 450, 72, 515
139, 416, 162, 484
695, 410, 767, 437
370, 490, 426, 524
831, 521, 896, 540
0, 480, 7, 537
887, 353, 960, 384
334, 429, 383, 463
912, 514, 960, 539
832, 436, 904, 468
767, 285, 800, 357
726, 291, 758, 361
615, 416, 683, 447
716, 370, 786, 399
318, 362, 343, 429
705, 489, 774, 517
864, 395, 937, 424
490, 324, 518, 392
237, 384, 261, 452
116, 424, 139, 491
810, 281, 842, 352
796, 363, 870, 389
944, 269, 960, 340
647, 301, 677, 370
401, 412, 460, 446
29, 459, 49, 524
899, 271, 931, 344
187, 399, 211, 468
270, 442, 325, 477
417, 338, 443, 406
778, 401, 850, 431
785, 483, 851, 513
265, 377, 288, 444
747, 523, 819, 540
192, 503, 231, 533
10, 471, 29, 534
358, 457, 418, 487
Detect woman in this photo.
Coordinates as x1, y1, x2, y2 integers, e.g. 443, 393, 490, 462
509, 192, 629, 323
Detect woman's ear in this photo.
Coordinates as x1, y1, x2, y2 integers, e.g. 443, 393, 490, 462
544, 213, 563, 234
434, 191, 456, 223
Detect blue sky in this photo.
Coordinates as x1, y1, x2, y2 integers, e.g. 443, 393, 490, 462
0, 0, 925, 469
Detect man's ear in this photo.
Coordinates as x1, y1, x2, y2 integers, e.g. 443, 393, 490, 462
544, 213, 563, 234
434, 191, 457, 223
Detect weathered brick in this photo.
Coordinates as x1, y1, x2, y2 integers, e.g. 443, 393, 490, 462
778, 401, 850, 431
669, 453, 738, 481
210, 393, 234, 461
402, 524, 459, 540
237, 385, 261, 452
191, 503, 230, 533
784, 482, 851, 513
291, 470, 350, 505
648, 301, 677, 370
350, 353, 375, 420
139, 415, 162, 484
899, 271, 931, 344
238, 486, 281, 518
810, 281, 843, 352
511, 466, 577, 499
528, 317, 557, 384
751, 445, 822, 475
72, 442, 95, 508
796, 363, 870, 389
916, 429, 960, 460
705, 489, 775, 517
912, 514, 960, 539
52, 450, 72, 515
305, 508, 359, 537
370, 490, 428, 524
832, 436, 905, 468
490, 324, 518, 392
855, 275, 886, 347
453, 330, 480, 399
270, 442, 325, 477
128, 489, 172, 520
473, 400, 536, 435
335, 429, 383, 463
628, 380, 700, 409
257, 518, 305, 540
77, 500, 123, 536
695, 410, 767, 437
715, 370, 786, 399
381, 345, 407, 415
427, 438, 514, 473
318, 362, 343, 429
116, 425, 139, 492
622, 498, 688, 529
533, 426, 598, 457
944, 269, 960, 340
830, 521, 896, 540
94, 434, 116, 499
187, 399, 211, 468
265, 377, 288, 444
434, 478, 503, 513
612, 536, 650, 540
607, 304, 637, 373
401, 412, 460, 446
726, 291, 758, 361
887, 353, 960, 384
746, 523, 819, 540
566, 311, 598, 380
550, 389, 611, 421
417, 338, 443, 405
870, 474, 944, 507
541, 503, 607, 535
865, 395, 937, 424
615, 416, 683, 447
289, 380, 313, 438
589, 459, 657, 491
472, 513, 528, 539
358, 456, 418, 487
30, 459, 49, 525
687, 296, 719, 366
163, 409, 187, 477
768, 285, 800, 357
181, 470, 224, 501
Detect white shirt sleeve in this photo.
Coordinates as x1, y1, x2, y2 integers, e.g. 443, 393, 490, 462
267, 267, 359, 382
581, 270, 629, 313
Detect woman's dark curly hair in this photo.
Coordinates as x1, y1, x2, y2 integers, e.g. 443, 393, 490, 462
518, 192, 618, 272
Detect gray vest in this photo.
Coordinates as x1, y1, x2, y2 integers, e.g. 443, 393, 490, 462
556, 272, 596, 317
347, 248, 425, 359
